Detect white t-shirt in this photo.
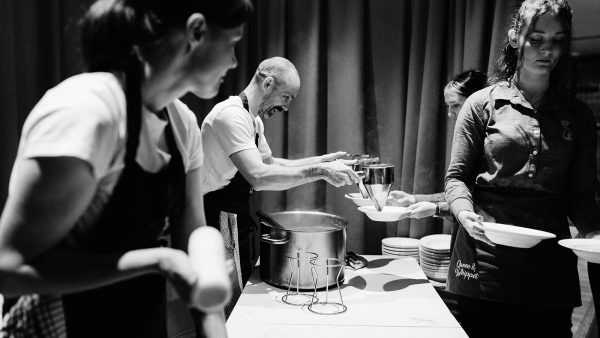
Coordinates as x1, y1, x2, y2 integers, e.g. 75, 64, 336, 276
200, 96, 272, 193
8, 72, 203, 239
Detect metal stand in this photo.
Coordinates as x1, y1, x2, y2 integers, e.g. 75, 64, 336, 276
281, 251, 319, 306
308, 258, 347, 315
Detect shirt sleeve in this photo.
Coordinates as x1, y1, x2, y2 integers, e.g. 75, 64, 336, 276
21, 88, 120, 179
211, 106, 257, 157
414, 192, 446, 202
170, 100, 203, 172
437, 201, 455, 220
414, 193, 455, 220
445, 93, 487, 217
566, 100, 600, 235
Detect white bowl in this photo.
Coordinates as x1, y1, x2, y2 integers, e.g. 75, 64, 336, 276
358, 206, 409, 222
558, 239, 600, 264
474, 222, 556, 248
344, 193, 374, 207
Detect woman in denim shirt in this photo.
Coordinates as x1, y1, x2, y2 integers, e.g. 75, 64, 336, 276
444, 0, 600, 337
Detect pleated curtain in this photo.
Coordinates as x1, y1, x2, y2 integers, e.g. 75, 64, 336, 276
0, 0, 513, 254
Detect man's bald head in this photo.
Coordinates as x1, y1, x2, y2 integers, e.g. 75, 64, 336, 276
254, 57, 300, 89
251, 57, 301, 120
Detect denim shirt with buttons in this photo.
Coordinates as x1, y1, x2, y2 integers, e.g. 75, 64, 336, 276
446, 81, 600, 234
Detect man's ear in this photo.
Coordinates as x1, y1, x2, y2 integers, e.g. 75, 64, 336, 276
186, 13, 207, 47
508, 29, 519, 48
262, 76, 274, 93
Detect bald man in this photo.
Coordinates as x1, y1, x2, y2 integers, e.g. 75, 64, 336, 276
200, 57, 359, 285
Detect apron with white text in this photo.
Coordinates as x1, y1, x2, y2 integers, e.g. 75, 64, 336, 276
447, 187, 580, 308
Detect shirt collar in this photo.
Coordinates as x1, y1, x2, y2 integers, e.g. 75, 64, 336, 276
491, 81, 535, 110
232, 95, 255, 117
490, 81, 569, 112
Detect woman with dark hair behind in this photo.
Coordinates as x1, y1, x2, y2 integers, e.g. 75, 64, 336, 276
444, 71, 488, 120
0, 0, 252, 337
388, 70, 487, 232
444, 0, 600, 337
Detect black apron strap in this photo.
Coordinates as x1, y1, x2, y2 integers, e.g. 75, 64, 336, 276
62, 107, 186, 338
203, 92, 259, 284
238, 91, 259, 146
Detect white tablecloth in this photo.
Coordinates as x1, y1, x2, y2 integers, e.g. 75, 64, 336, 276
226, 255, 467, 338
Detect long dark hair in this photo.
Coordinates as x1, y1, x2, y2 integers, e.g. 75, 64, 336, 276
491, 0, 572, 93
79, 0, 252, 158
445, 70, 488, 98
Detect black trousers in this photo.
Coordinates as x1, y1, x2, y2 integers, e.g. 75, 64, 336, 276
453, 295, 573, 338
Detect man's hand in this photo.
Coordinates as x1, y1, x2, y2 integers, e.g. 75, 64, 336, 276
320, 161, 361, 187
320, 151, 348, 162
387, 191, 416, 207
456, 210, 494, 246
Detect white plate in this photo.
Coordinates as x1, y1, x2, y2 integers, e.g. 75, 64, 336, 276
344, 193, 374, 207
381, 237, 420, 248
382, 249, 419, 255
419, 250, 450, 259
420, 246, 450, 255
381, 252, 419, 263
358, 206, 409, 222
419, 257, 449, 266
382, 249, 418, 255
420, 263, 449, 271
419, 234, 451, 251
382, 246, 418, 253
381, 251, 419, 263
559, 239, 600, 264
382, 248, 418, 255
474, 222, 556, 248
381, 244, 419, 252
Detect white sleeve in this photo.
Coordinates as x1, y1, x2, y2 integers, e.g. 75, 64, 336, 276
210, 106, 256, 156
21, 88, 121, 179
170, 100, 203, 172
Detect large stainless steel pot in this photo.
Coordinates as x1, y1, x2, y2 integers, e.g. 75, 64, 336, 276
259, 211, 347, 290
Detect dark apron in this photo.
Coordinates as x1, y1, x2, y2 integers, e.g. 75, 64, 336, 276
446, 186, 580, 308
204, 92, 258, 285
61, 108, 186, 338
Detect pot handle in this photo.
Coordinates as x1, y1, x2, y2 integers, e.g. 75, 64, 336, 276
260, 233, 289, 244
256, 210, 286, 230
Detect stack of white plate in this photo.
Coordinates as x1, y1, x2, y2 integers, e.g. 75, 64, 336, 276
419, 234, 451, 282
381, 237, 420, 261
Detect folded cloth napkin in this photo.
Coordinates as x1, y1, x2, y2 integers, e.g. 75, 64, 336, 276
1, 294, 66, 338
219, 211, 243, 318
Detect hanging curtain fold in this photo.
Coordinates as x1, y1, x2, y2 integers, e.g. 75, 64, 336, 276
0, 0, 512, 254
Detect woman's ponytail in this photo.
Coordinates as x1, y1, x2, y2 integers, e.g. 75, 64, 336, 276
123, 50, 144, 163
80, 0, 151, 158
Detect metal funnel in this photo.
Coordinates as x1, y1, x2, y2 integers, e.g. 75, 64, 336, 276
363, 164, 394, 211
352, 156, 380, 199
